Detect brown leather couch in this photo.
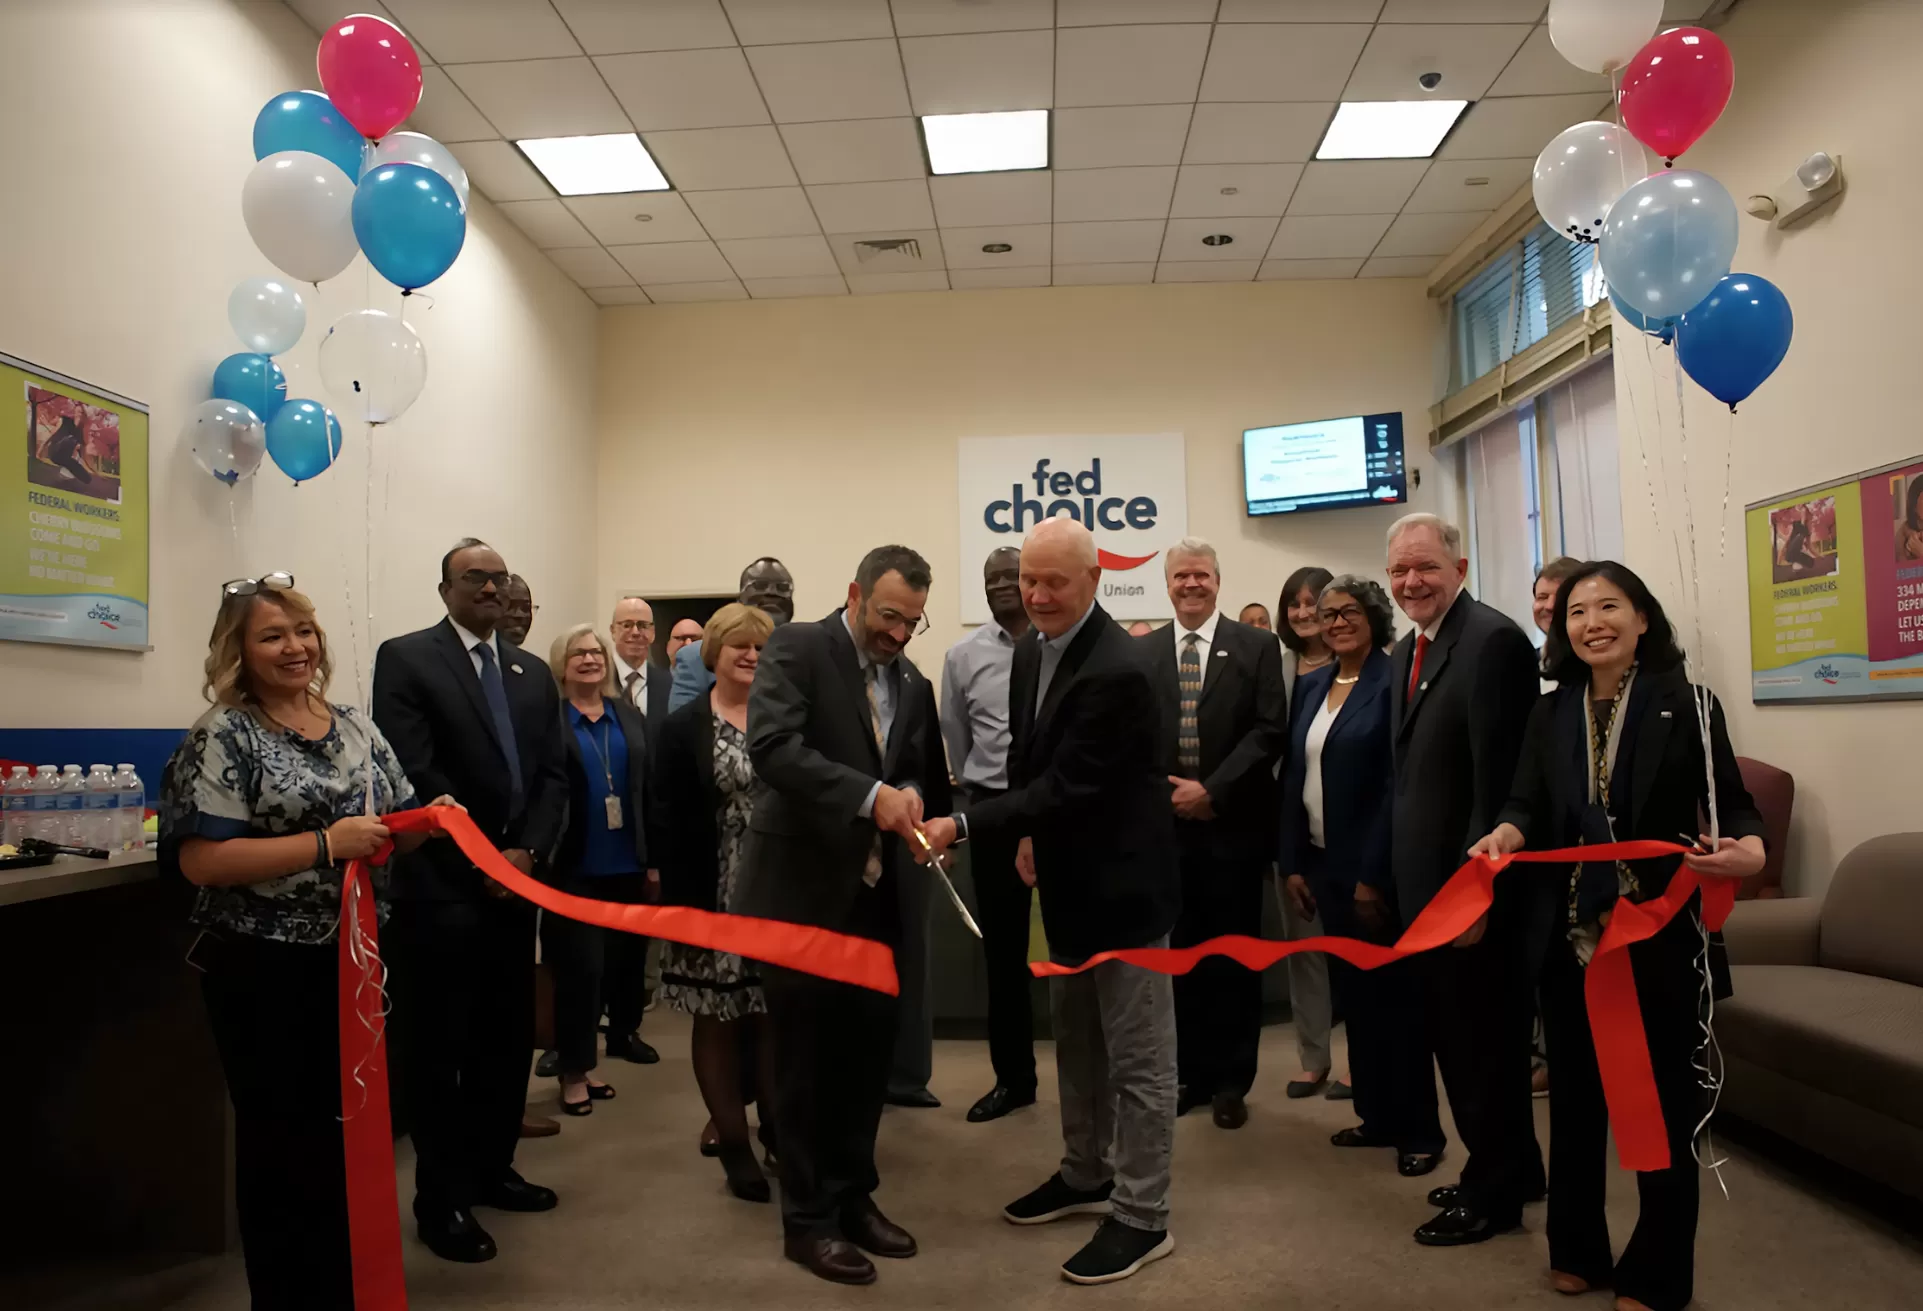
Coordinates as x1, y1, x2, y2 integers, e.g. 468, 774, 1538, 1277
1718, 832, 1923, 1200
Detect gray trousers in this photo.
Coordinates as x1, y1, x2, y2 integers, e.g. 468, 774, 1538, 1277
1278, 875, 1333, 1072
1050, 942, 1177, 1232
888, 853, 934, 1095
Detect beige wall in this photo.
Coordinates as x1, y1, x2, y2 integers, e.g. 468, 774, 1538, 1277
1612, 0, 1921, 893
0, 0, 598, 729
596, 278, 1445, 681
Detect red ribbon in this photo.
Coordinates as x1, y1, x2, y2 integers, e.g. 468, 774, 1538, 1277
1032, 841, 1736, 1172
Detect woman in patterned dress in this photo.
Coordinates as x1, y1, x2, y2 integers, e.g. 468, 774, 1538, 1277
653, 602, 779, 1202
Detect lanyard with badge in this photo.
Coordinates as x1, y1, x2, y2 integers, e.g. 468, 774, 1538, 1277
580, 715, 624, 830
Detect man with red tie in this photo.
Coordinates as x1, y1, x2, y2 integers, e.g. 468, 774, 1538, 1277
1384, 513, 1543, 1249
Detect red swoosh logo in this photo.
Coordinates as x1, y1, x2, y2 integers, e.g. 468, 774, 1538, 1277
1097, 548, 1158, 570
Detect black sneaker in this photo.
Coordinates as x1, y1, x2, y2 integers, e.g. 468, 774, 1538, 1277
1061, 1218, 1174, 1285
1002, 1172, 1114, 1225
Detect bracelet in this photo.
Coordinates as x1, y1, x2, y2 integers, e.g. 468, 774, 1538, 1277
323, 828, 335, 867
313, 831, 328, 870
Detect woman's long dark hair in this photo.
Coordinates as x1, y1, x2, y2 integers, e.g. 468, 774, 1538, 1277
1276, 565, 1334, 654
1906, 475, 1923, 532
1542, 560, 1686, 687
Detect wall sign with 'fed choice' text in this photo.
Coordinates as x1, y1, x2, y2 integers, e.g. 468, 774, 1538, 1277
957, 433, 1188, 625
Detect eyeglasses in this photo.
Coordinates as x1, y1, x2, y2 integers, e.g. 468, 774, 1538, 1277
222, 571, 294, 598
566, 648, 605, 662
874, 606, 930, 637
612, 619, 655, 634
455, 569, 512, 590
1318, 605, 1366, 627
742, 579, 794, 596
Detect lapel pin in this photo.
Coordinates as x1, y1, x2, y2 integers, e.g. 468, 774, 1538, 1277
509, 663, 523, 675
1660, 710, 1672, 719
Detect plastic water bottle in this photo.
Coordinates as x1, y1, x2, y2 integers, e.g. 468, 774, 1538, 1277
56, 765, 88, 845
31, 766, 62, 843
83, 765, 117, 850
1, 766, 30, 847
116, 764, 146, 851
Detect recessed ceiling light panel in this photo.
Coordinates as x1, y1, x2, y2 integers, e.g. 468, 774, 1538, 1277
516, 133, 670, 196
921, 110, 1049, 176
1314, 100, 1470, 161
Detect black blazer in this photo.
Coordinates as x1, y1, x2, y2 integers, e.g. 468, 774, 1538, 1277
1140, 614, 1287, 861
1388, 593, 1539, 917
651, 693, 724, 912
1279, 649, 1395, 914
737, 610, 951, 941
555, 695, 658, 879
968, 601, 1179, 961
373, 618, 568, 902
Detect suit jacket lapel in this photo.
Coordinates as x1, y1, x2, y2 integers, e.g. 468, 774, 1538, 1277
433, 620, 508, 759
1626, 671, 1670, 831
824, 609, 883, 769
1327, 648, 1389, 743
1396, 594, 1467, 740
1196, 618, 1236, 711
1034, 602, 1106, 737
882, 662, 917, 778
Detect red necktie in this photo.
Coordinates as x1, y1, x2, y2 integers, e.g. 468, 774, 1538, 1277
1407, 633, 1430, 701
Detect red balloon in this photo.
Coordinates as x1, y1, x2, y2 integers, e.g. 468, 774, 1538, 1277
316, 14, 423, 142
1618, 27, 1734, 162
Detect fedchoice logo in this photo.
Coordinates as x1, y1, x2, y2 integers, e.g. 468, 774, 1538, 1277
1814, 662, 1840, 684
983, 459, 1158, 535
87, 602, 122, 629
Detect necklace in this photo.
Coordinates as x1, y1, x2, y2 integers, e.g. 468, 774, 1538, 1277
1334, 672, 1360, 685
258, 698, 329, 740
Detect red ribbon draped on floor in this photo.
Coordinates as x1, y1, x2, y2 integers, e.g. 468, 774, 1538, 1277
1031, 840, 1736, 1175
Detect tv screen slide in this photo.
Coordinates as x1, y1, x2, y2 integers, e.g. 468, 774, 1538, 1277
1243, 412, 1407, 517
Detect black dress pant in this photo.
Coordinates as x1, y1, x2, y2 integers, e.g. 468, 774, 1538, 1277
1170, 835, 1265, 1099
388, 896, 537, 1211
541, 872, 652, 1074
198, 931, 352, 1311
1541, 912, 1704, 1311
968, 786, 1037, 1095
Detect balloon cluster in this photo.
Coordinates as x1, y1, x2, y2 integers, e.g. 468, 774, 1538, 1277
1533, 0, 1792, 410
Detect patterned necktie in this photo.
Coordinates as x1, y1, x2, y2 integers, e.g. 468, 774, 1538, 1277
1177, 632, 1202, 777
474, 642, 524, 811
862, 664, 885, 887
625, 669, 644, 712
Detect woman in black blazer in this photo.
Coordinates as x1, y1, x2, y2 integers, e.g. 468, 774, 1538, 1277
1472, 561, 1764, 1311
1279, 575, 1445, 1176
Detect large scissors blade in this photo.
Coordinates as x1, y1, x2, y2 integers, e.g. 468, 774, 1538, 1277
912, 829, 982, 938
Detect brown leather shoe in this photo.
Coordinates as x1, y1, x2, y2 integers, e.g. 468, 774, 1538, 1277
842, 1204, 918, 1258
519, 1115, 559, 1139
784, 1234, 877, 1285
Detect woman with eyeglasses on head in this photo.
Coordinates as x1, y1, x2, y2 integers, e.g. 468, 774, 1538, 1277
158, 573, 454, 1309
652, 602, 780, 1203
1469, 561, 1764, 1311
542, 624, 658, 1116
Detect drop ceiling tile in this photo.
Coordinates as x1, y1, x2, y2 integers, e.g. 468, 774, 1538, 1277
1055, 25, 1212, 107
1437, 93, 1611, 160
1162, 216, 1280, 261
890, 0, 1052, 37
1171, 163, 1304, 217
1155, 260, 1261, 282
930, 171, 1053, 227
496, 199, 598, 248
1057, 0, 1218, 22
1182, 102, 1333, 164
900, 31, 1054, 115
1200, 25, 1370, 102
408, 68, 498, 143
287, 2, 405, 39
644, 279, 750, 302
1359, 254, 1437, 277
546, 246, 635, 286
1217, 1, 1385, 18
1053, 166, 1176, 222
1342, 24, 1533, 101
1663, 0, 1715, 17
828, 230, 946, 275
643, 126, 799, 189
609, 240, 737, 282
1286, 159, 1428, 214
566, 192, 711, 244
1053, 219, 1167, 264
685, 187, 823, 239
552, 0, 737, 54
1055, 106, 1192, 170
1267, 212, 1395, 258
445, 59, 630, 138
1377, 0, 1544, 19
780, 119, 927, 184
942, 224, 1052, 268
724, 0, 892, 44
744, 275, 851, 298
1257, 257, 1365, 279
848, 270, 952, 294
1054, 263, 1157, 285
1486, 27, 1612, 98
385, 0, 580, 63
449, 141, 551, 202
1373, 209, 1485, 257
719, 234, 841, 278
747, 40, 911, 124
596, 48, 770, 131
1402, 157, 1531, 213
589, 285, 653, 305
951, 266, 1052, 289
807, 179, 937, 234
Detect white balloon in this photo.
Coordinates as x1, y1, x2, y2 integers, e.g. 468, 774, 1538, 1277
185, 399, 266, 486
319, 309, 427, 425
227, 276, 307, 355
1534, 120, 1651, 244
1547, 0, 1663, 74
363, 131, 469, 212
241, 150, 358, 284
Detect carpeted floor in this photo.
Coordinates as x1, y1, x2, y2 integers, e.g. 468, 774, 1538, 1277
52, 1012, 1923, 1310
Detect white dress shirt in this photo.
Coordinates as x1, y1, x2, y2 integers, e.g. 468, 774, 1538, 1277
1172, 607, 1222, 688
1419, 589, 1461, 643
450, 619, 500, 676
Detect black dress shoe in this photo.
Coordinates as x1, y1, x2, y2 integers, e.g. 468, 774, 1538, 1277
1285, 1072, 1329, 1099
534, 1049, 560, 1079
607, 1033, 660, 1065
1428, 1181, 1544, 1208
885, 1088, 941, 1108
415, 1205, 497, 1264
1175, 1085, 1210, 1117
717, 1142, 770, 1203
1398, 1152, 1443, 1177
1414, 1205, 1520, 1247
1331, 1126, 1391, 1148
968, 1085, 1038, 1123
477, 1169, 558, 1213
784, 1234, 877, 1285
1211, 1091, 1248, 1129
842, 1204, 917, 1258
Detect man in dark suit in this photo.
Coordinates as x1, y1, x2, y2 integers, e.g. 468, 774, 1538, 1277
373, 538, 569, 1265
923, 517, 1180, 1287
1384, 513, 1544, 1247
738, 545, 950, 1287
603, 592, 668, 1066
1139, 537, 1286, 1131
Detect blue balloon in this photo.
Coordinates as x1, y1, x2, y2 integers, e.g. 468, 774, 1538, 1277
1677, 273, 1794, 411
253, 91, 368, 185
1597, 170, 1738, 321
266, 399, 344, 483
353, 163, 466, 292
212, 352, 287, 423
1609, 291, 1676, 345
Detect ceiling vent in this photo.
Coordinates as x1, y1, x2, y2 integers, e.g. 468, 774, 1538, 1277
851, 238, 925, 270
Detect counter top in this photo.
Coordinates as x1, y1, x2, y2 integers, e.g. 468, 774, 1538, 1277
0, 848, 158, 907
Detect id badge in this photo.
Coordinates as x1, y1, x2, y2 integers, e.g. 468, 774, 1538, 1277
604, 794, 624, 829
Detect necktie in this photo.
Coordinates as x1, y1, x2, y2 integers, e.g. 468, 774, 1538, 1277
1177, 632, 1202, 777
861, 665, 887, 887
625, 669, 643, 712
1407, 633, 1430, 703
474, 642, 525, 812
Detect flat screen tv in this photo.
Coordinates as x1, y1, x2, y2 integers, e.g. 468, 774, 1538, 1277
1243, 412, 1407, 517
